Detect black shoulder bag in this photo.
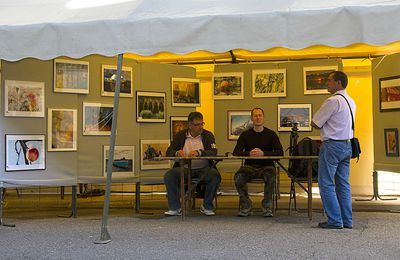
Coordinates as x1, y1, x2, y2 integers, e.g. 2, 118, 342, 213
336, 94, 361, 161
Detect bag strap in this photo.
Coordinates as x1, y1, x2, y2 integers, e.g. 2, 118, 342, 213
336, 93, 355, 137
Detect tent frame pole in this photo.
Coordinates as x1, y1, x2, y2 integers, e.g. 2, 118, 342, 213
95, 54, 124, 244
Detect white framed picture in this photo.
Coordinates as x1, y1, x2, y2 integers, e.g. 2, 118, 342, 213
4, 80, 45, 117
6, 134, 46, 171
252, 69, 286, 98
140, 139, 170, 170
83, 102, 114, 135
303, 66, 338, 95
54, 59, 89, 94
103, 145, 135, 177
171, 77, 200, 107
212, 72, 244, 100
47, 108, 77, 151
101, 65, 133, 97
278, 104, 312, 132
227, 110, 253, 140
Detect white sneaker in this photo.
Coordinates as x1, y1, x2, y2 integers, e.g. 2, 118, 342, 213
200, 205, 215, 216
164, 208, 182, 216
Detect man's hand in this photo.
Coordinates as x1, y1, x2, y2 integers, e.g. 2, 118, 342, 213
249, 148, 264, 157
175, 150, 185, 157
188, 150, 200, 157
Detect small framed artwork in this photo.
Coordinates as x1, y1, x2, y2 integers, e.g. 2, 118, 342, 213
303, 66, 338, 95
384, 128, 399, 157
5, 134, 46, 171
4, 80, 45, 117
83, 102, 114, 135
278, 104, 312, 132
171, 77, 200, 107
54, 59, 89, 94
48, 108, 78, 151
379, 76, 400, 111
212, 72, 244, 100
252, 69, 286, 98
136, 91, 166, 123
103, 145, 135, 177
140, 139, 170, 170
101, 65, 133, 97
227, 110, 253, 140
170, 116, 188, 140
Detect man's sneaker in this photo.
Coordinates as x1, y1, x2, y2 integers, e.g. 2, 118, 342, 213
200, 205, 215, 216
164, 208, 182, 216
237, 207, 252, 217
262, 207, 274, 217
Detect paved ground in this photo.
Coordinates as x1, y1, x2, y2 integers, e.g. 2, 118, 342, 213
1, 194, 400, 259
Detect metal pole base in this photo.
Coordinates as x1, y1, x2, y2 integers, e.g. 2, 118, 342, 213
356, 171, 398, 201
94, 227, 112, 244
0, 219, 16, 227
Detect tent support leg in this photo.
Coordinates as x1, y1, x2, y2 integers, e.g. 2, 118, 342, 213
0, 186, 16, 227
58, 185, 77, 218
95, 54, 124, 244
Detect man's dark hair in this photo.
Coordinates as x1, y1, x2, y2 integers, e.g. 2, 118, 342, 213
188, 111, 203, 122
251, 107, 264, 117
329, 71, 348, 88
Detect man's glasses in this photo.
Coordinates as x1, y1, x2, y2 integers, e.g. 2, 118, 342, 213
190, 122, 205, 127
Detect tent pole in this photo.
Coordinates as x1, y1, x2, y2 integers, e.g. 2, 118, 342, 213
0, 185, 16, 227
95, 54, 124, 244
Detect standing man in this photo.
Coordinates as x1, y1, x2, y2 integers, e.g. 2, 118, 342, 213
312, 71, 356, 229
164, 112, 221, 216
233, 108, 283, 217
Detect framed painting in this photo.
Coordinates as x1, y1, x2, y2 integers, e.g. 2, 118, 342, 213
4, 80, 45, 117
252, 69, 286, 97
379, 76, 400, 111
170, 116, 188, 140
212, 72, 244, 100
171, 77, 200, 107
136, 91, 166, 123
303, 66, 338, 95
48, 108, 78, 151
103, 145, 135, 177
54, 59, 89, 94
101, 65, 133, 97
140, 139, 170, 170
227, 110, 253, 140
278, 104, 312, 132
83, 102, 114, 135
5, 134, 46, 171
384, 128, 399, 157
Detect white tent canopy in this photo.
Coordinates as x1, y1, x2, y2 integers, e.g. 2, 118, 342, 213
1, 0, 400, 61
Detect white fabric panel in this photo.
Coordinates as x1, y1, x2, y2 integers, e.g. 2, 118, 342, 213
1, 0, 400, 61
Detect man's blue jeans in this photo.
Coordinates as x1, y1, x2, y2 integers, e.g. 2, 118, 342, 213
318, 140, 353, 227
164, 166, 221, 211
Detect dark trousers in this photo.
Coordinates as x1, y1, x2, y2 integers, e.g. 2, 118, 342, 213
164, 166, 221, 210
234, 165, 275, 210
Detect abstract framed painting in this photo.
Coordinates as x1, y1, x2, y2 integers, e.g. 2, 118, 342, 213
4, 80, 45, 117
5, 134, 46, 171
140, 139, 170, 170
170, 116, 188, 140
83, 102, 114, 135
252, 69, 286, 98
379, 76, 400, 111
212, 72, 244, 100
101, 65, 133, 97
303, 66, 338, 95
136, 91, 166, 123
227, 110, 253, 140
278, 104, 312, 132
384, 128, 399, 157
103, 145, 135, 177
171, 77, 200, 107
54, 59, 89, 94
47, 108, 77, 151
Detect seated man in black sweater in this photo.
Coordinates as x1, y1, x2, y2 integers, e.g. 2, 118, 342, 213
233, 108, 283, 217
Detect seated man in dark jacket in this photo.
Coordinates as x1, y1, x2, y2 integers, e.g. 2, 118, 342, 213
164, 112, 221, 216
233, 108, 283, 217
